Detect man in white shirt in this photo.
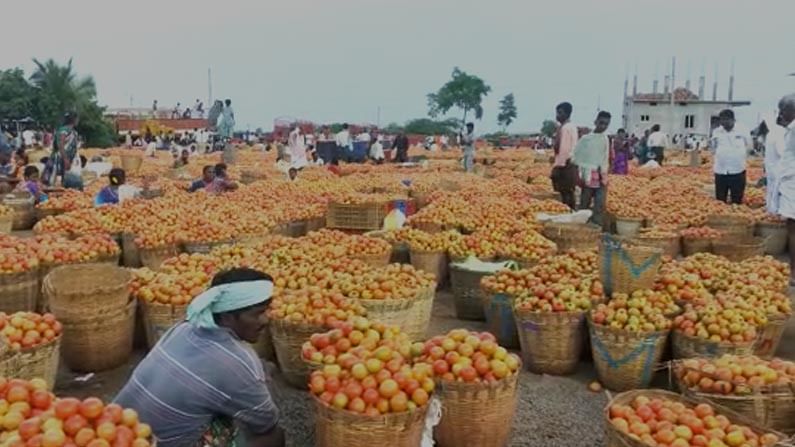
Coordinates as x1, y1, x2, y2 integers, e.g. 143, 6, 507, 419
335, 123, 351, 161
357, 129, 371, 143
22, 129, 35, 148
772, 94, 795, 283
647, 124, 668, 165
709, 109, 751, 204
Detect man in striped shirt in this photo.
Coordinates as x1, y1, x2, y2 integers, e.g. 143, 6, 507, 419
115, 268, 284, 447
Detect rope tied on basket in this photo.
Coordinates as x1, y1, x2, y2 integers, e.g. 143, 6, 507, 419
590, 331, 659, 385
600, 234, 661, 295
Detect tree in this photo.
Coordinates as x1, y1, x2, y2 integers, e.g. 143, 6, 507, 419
427, 67, 491, 125
497, 93, 517, 130
403, 118, 460, 135
383, 122, 404, 134
28, 58, 115, 147
0, 69, 36, 120
540, 120, 558, 138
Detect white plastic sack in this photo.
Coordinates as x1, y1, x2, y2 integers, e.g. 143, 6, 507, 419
535, 209, 592, 224
421, 397, 442, 447
382, 208, 406, 230
450, 256, 517, 273
640, 160, 660, 169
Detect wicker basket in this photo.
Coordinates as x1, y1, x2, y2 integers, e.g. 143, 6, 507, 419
541, 222, 601, 252
0, 337, 61, 389
305, 217, 326, 232
182, 240, 232, 254
434, 372, 521, 447
588, 318, 668, 391
43, 263, 131, 319
286, 220, 307, 237
34, 207, 64, 222
481, 292, 519, 349
671, 330, 756, 359
449, 265, 488, 321
139, 244, 180, 271
673, 362, 795, 435
0, 269, 39, 313
615, 216, 644, 237
514, 307, 586, 375
139, 300, 188, 348
120, 232, 142, 268
120, 152, 143, 173
59, 300, 136, 372
411, 221, 449, 234
351, 250, 392, 268
326, 201, 387, 231
755, 221, 788, 255
706, 214, 754, 237
250, 322, 277, 363
410, 191, 431, 210
0, 213, 14, 233
754, 315, 790, 359
712, 237, 766, 262
359, 288, 434, 341
604, 389, 789, 447
681, 236, 713, 256
3, 192, 35, 230
599, 235, 662, 296
410, 249, 449, 287
313, 395, 428, 447
631, 234, 680, 258
270, 319, 326, 388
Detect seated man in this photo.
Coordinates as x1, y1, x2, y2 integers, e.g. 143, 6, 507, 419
115, 268, 284, 447
206, 163, 238, 193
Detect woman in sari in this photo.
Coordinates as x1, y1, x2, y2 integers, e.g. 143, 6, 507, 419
46, 112, 83, 190
610, 128, 631, 175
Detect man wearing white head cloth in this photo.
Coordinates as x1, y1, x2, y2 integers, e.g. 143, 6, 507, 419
115, 268, 285, 447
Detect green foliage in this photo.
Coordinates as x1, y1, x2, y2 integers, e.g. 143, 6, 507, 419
497, 93, 517, 130
0, 69, 36, 119
427, 67, 491, 124
383, 122, 404, 134
540, 119, 558, 138
0, 58, 116, 147
328, 123, 344, 133
403, 118, 460, 135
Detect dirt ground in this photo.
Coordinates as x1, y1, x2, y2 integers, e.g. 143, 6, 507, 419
53, 290, 795, 447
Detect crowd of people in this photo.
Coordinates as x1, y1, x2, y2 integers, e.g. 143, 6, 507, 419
152, 98, 206, 119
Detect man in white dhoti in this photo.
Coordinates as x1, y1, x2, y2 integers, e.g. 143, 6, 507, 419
771, 94, 795, 283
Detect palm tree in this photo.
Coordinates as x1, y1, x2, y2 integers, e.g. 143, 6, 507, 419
30, 58, 98, 128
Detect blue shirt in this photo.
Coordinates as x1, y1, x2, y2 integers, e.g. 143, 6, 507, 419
114, 323, 279, 447
188, 179, 206, 193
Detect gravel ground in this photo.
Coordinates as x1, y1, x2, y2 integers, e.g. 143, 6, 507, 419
54, 290, 795, 447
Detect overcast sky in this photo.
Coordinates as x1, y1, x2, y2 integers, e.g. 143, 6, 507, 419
2, 0, 794, 132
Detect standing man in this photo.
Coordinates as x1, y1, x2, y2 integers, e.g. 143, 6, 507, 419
461, 122, 476, 172
771, 95, 795, 285
219, 99, 235, 142
647, 124, 667, 165
550, 102, 578, 209
392, 132, 409, 163
288, 124, 308, 170
46, 112, 82, 190
709, 109, 751, 204
573, 111, 611, 226
763, 114, 788, 213
335, 124, 351, 162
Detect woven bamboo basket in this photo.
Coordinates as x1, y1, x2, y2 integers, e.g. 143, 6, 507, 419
514, 307, 586, 375
287, 220, 308, 237
36, 255, 119, 312
391, 242, 411, 264
34, 207, 64, 222
449, 265, 488, 321
587, 318, 668, 391
313, 395, 428, 447
411, 221, 449, 234
706, 214, 754, 238
43, 263, 131, 320
405, 285, 435, 340
673, 362, 795, 435
410, 191, 431, 209
272, 223, 290, 236
754, 315, 790, 359
541, 222, 601, 252
120, 232, 141, 267
599, 236, 662, 296
631, 234, 681, 258
410, 249, 449, 287
0, 213, 14, 233
59, 300, 136, 372
139, 300, 188, 348
182, 239, 232, 254
755, 221, 788, 255
604, 389, 789, 447
481, 292, 519, 349
138, 244, 180, 271
359, 287, 434, 341
351, 250, 392, 268
712, 237, 766, 262
305, 217, 326, 232
671, 330, 756, 359
326, 201, 387, 231
270, 319, 326, 388
0, 269, 39, 313
250, 322, 277, 363
120, 152, 143, 173
434, 371, 520, 447
529, 191, 559, 201
0, 337, 61, 389
3, 192, 35, 230
681, 236, 714, 256
615, 216, 645, 237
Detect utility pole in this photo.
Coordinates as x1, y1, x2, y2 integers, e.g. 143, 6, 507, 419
377, 106, 381, 128
208, 68, 213, 105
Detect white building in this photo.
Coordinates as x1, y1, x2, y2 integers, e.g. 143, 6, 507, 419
622, 76, 750, 139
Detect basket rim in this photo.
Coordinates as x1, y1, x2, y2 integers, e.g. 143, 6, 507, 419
672, 328, 757, 349
586, 314, 671, 339
311, 392, 429, 424
671, 360, 795, 397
